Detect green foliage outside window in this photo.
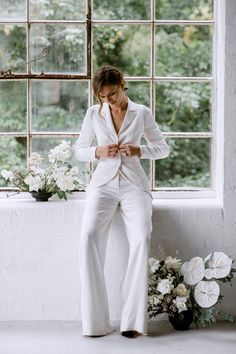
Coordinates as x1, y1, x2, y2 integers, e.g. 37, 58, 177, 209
0, 0, 214, 190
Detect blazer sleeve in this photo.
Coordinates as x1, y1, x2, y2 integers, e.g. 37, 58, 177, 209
140, 108, 170, 160
73, 108, 97, 162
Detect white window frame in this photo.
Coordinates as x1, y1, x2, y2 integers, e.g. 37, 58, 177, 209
0, 0, 222, 200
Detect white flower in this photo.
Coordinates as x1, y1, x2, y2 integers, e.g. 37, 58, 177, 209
204, 252, 232, 280
70, 166, 79, 175
174, 283, 190, 297
28, 152, 43, 166
194, 281, 220, 308
1, 139, 85, 200
55, 174, 75, 191
165, 256, 182, 270
24, 175, 43, 192
51, 165, 68, 178
149, 257, 160, 273
1, 169, 13, 180
148, 295, 161, 306
48, 140, 71, 163
181, 257, 205, 285
153, 296, 161, 306
173, 296, 188, 313
30, 165, 45, 175
157, 278, 174, 295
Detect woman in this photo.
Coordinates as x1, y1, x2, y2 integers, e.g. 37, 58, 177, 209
74, 65, 169, 338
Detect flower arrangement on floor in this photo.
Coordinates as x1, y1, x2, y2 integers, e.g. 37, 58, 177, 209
1, 140, 85, 201
148, 252, 236, 329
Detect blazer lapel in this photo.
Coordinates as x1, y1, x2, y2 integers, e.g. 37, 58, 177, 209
101, 98, 137, 137
118, 98, 137, 135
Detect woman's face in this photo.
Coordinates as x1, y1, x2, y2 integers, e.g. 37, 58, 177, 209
98, 84, 125, 108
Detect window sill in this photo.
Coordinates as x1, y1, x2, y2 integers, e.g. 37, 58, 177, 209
0, 190, 223, 209
0, 191, 86, 201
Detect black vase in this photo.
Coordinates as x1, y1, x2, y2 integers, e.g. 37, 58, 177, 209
168, 310, 193, 331
31, 191, 52, 202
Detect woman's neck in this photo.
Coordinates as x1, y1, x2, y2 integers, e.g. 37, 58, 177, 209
109, 95, 128, 113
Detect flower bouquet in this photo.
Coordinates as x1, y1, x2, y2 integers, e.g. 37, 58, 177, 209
148, 252, 236, 329
1, 140, 85, 201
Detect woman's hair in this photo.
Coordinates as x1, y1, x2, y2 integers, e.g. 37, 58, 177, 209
92, 65, 126, 114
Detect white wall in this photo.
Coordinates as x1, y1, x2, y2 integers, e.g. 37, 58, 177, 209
0, 0, 235, 321
0, 197, 228, 321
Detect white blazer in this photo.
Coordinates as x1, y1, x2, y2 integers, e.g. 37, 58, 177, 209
74, 98, 169, 195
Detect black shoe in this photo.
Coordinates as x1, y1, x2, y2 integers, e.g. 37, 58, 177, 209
121, 330, 137, 338
89, 334, 106, 338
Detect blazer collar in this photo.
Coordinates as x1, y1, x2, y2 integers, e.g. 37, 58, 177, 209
101, 97, 137, 136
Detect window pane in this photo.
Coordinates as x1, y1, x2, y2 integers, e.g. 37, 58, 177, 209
32, 81, 88, 132
0, 81, 27, 132
0, 24, 26, 73
0, 0, 26, 20
29, 0, 86, 20
126, 81, 150, 107
93, 24, 151, 77
93, 0, 150, 20
155, 138, 211, 188
156, 82, 211, 132
156, 25, 212, 77
0, 137, 27, 187
30, 24, 86, 74
156, 0, 213, 20
32, 137, 89, 184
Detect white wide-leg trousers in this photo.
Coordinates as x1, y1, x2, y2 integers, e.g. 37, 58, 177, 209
79, 173, 153, 336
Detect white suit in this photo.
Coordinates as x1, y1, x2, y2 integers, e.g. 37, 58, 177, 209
74, 98, 169, 336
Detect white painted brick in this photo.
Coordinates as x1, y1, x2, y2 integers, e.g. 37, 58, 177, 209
153, 222, 171, 238
203, 236, 223, 251
16, 290, 38, 303
152, 207, 170, 224
169, 207, 184, 224
195, 207, 211, 224
0, 273, 40, 291
182, 207, 197, 224
34, 290, 79, 304
0, 302, 43, 320
0, 290, 17, 303
41, 302, 80, 320
5, 262, 38, 276
35, 268, 80, 292
219, 237, 236, 249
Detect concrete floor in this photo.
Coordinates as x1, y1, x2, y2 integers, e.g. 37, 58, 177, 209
0, 321, 235, 354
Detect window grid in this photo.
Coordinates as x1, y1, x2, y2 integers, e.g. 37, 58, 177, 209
0, 0, 216, 192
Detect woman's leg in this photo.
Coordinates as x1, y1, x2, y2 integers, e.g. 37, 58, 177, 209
79, 186, 118, 336
119, 183, 153, 335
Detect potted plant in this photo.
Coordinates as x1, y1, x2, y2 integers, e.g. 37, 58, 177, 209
148, 252, 236, 330
1, 140, 86, 201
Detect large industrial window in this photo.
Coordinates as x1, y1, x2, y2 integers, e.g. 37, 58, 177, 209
0, 0, 215, 194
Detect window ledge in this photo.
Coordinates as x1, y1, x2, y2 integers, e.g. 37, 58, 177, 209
0, 191, 86, 201
0, 191, 223, 209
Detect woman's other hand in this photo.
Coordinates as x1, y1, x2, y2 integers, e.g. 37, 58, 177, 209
119, 144, 141, 157
95, 144, 119, 159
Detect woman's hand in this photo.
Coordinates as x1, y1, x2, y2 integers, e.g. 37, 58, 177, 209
95, 144, 119, 159
119, 144, 141, 157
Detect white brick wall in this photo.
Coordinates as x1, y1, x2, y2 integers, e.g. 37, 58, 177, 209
0, 196, 235, 321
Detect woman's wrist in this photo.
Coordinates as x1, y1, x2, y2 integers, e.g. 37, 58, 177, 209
95, 147, 100, 159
